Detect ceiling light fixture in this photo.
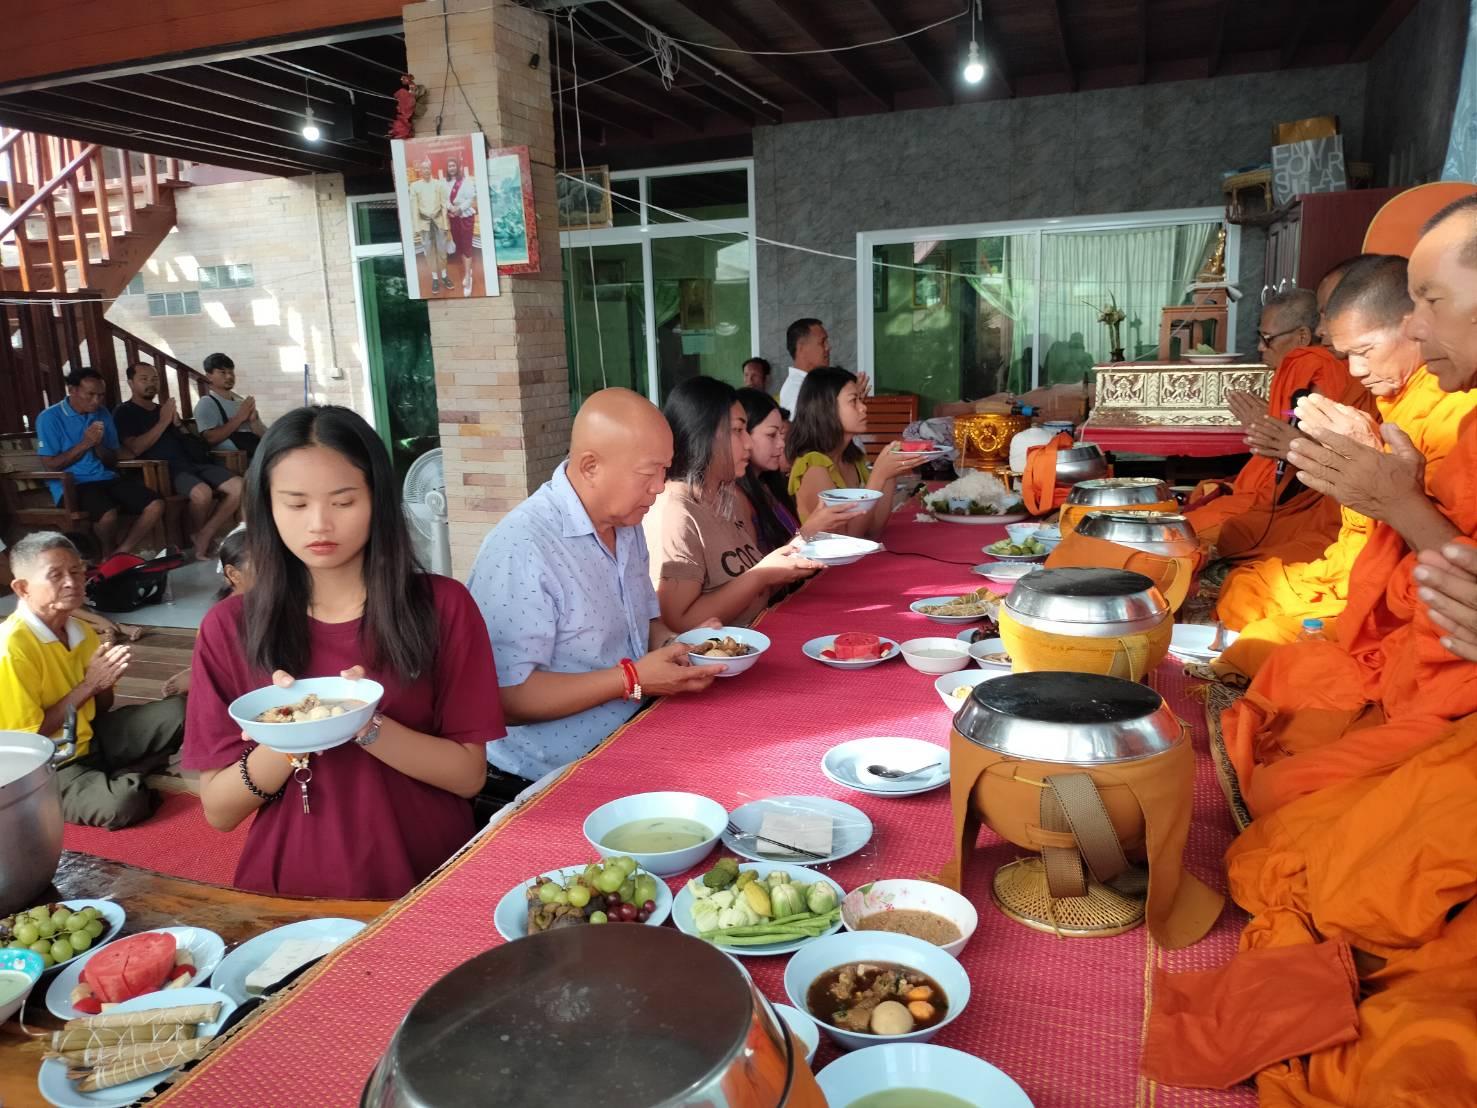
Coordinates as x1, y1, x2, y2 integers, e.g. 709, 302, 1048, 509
963, 1, 985, 84
301, 76, 322, 142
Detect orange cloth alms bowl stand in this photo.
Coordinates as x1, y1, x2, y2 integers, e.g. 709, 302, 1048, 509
1046, 530, 1200, 613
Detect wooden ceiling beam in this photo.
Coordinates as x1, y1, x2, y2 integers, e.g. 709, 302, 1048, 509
1047, 0, 1076, 91
660, 0, 837, 115
1207, 0, 1233, 77
759, 0, 892, 110
1281, 3, 1320, 67
132, 73, 375, 152
205, 61, 394, 122
1351, 0, 1418, 61
1136, 0, 1149, 83
852, 0, 953, 103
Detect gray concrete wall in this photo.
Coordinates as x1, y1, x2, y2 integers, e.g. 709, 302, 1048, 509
1364, 0, 1468, 186
753, 64, 1369, 371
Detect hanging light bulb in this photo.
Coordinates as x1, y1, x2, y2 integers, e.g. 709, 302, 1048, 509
963, 40, 985, 84
302, 104, 322, 142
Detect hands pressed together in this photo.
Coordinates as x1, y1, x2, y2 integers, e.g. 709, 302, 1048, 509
1286, 421, 1426, 523
1415, 543, 1477, 662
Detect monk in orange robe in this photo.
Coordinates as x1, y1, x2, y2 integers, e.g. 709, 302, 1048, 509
1214, 255, 1477, 677
1220, 198, 1477, 818
1184, 288, 1372, 563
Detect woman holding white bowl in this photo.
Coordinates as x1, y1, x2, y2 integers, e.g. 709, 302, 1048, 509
183, 406, 504, 899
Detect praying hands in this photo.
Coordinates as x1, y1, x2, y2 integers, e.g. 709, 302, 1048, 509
1293, 394, 1381, 451
1414, 542, 1477, 662
1286, 423, 1424, 523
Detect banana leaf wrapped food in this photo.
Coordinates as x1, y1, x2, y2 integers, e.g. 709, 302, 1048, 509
72, 1036, 211, 1092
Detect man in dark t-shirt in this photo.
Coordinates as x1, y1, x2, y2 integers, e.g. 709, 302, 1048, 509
115, 363, 244, 560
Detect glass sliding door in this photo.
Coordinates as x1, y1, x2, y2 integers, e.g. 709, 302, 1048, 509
356, 255, 439, 479
563, 242, 647, 409
649, 233, 752, 402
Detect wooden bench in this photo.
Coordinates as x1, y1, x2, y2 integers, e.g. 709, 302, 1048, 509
858, 394, 920, 461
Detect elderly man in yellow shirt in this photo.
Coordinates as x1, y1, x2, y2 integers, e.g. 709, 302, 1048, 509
0, 533, 184, 828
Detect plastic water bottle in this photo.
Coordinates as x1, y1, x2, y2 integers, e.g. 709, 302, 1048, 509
1299, 618, 1327, 642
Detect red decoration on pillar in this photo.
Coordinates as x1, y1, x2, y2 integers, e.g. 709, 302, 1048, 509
389, 74, 426, 140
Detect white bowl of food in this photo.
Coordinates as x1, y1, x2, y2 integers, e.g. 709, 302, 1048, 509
675, 626, 771, 677
1004, 522, 1040, 545
816, 1043, 1033, 1108
783, 930, 970, 1051
582, 791, 726, 877
840, 879, 979, 960
818, 487, 882, 511
967, 637, 1013, 671
228, 676, 384, 754
899, 637, 971, 676
773, 1002, 820, 1067
932, 669, 1005, 714
0, 948, 43, 1023
800, 535, 881, 567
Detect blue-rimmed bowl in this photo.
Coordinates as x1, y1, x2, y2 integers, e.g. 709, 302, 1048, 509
0, 948, 44, 1022
228, 676, 385, 754
676, 627, 771, 677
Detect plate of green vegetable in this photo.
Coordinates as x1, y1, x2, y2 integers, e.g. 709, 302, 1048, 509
673, 857, 844, 957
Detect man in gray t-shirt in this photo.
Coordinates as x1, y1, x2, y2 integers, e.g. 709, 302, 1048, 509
195, 353, 266, 456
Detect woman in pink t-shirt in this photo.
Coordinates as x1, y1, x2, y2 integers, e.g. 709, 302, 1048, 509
183, 406, 503, 898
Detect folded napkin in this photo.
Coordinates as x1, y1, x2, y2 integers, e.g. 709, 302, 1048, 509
1141, 940, 1360, 1089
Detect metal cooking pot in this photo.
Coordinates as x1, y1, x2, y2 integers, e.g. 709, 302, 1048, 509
1074, 512, 1199, 559
362, 924, 826, 1108
955, 671, 1183, 765
1066, 477, 1173, 507
1004, 568, 1168, 636
0, 731, 72, 914
1053, 443, 1108, 484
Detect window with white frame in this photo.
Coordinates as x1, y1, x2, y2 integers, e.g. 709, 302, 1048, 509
147, 291, 202, 317
198, 264, 255, 290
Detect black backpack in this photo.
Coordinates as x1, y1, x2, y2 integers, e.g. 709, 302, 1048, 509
86, 549, 189, 612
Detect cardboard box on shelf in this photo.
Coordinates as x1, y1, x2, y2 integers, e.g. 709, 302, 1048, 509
1274, 115, 1339, 146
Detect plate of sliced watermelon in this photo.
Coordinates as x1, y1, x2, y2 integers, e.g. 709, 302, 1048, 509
45, 926, 225, 1020
801, 633, 900, 670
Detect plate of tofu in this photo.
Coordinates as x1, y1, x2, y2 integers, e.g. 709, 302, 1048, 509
721, 795, 874, 865
206, 918, 365, 1006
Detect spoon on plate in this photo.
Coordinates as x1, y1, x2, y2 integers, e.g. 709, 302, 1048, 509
867, 762, 942, 781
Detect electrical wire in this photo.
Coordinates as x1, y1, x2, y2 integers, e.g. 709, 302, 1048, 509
434, 0, 485, 137
658, 4, 969, 57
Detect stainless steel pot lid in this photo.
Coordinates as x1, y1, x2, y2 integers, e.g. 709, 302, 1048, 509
1075, 512, 1199, 552
1056, 443, 1104, 463
1066, 477, 1172, 506
954, 671, 1183, 764
0, 733, 51, 791
1005, 568, 1168, 632
363, 925, 768, 1108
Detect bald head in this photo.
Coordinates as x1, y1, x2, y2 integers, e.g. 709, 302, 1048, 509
1322, 256, 1420, 397
1407, 200, 1477, 391
568, 388, 673, 532
1257, 288, 1319, 368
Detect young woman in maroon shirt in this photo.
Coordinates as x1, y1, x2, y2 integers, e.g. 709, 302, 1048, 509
183, 406, 504, 898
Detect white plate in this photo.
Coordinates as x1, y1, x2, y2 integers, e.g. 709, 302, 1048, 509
47, 926, 226, 1020
909, 596, 998, 625
800, 536, 881, 567
820, 737, 950, 797
893, 448, 950, 460
1183, 352, 1241, 364
816, 1042, 1033, 1107
929, 510, 1030, 525
207, 918, 364, 1005
801, 635, 900, 670
1169, 624, 1239, 659
37, 986, 236, 1108
671, 861, 845, 957
723, 796, 873, 864
492, 865, 674, 942
13, 900, 128, 980
971, 561, 1038, 584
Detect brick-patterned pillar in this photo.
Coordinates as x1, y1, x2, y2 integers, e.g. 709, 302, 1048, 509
403, 0, 570, 574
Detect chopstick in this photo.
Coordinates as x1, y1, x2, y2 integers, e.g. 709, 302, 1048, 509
726, 821, 828, 860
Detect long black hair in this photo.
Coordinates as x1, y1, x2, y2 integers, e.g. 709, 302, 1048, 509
735, 388, 797, 552
664, 376, 739, 490
215, 527, 249, 601
785, 366, 863, 467
242, 406, 437, 683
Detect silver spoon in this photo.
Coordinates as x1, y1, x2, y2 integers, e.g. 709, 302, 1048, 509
867, 762, 942, 780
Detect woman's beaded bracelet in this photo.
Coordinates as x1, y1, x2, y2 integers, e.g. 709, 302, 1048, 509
239, 745, 286, 803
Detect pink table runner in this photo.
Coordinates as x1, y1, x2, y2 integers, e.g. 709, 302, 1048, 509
156, 512, 1253, 1107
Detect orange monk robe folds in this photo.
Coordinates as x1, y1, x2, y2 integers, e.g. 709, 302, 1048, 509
1220, 413, 1477, 818
1184, 346, 1372, 563
1219, 715, 1477, 1107
1214, 366, 1477, 677
1021, 432, 1074, 516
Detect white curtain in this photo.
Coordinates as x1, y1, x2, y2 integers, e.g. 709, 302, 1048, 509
1037, 222, 1217, 383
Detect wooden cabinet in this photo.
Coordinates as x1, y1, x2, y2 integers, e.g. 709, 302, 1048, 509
1261, 187, 1402, 297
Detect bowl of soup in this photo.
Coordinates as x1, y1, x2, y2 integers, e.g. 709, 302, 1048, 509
228, 676, 385, 754
840, 879, 979, 959
0, 948, 44, 1024
675, 626, 771, 677
782, 931, 970, 1052
899, 638, 972, 676
816, 1043, 1033, 1108
582, 791, 727, 877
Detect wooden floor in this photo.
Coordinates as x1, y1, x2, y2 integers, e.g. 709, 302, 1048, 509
113, 625, 196, 706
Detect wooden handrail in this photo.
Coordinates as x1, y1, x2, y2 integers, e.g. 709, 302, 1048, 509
105, 321, 211, 420
0, 143, 98, 240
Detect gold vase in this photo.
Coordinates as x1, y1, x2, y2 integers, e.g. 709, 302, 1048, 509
954, 413, 1030, 469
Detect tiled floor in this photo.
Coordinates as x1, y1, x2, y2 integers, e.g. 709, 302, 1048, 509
0, 557, 224, 631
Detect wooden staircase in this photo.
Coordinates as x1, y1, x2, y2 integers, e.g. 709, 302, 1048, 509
1, 128, 190, 300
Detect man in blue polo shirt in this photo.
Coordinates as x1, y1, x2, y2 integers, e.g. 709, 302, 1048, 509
36, 368, 163, 557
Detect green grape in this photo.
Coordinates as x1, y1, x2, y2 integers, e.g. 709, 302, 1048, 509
36, 919, 57, 939
28, 907, 51, 922
14, 921, 39, 946
50, 939, 72, 963
593, 868, 623, 894
84, 920, 105, 939
28, 940, 50, 956
613, 856, 638, 877
581, 864, 601, 886
617, 880, 635, 904
633, 876, 658, 906
68, 930, 93, 954
81, 907, 101, 921
5, 940, 23, 950
588, 911, 608, 924
65, 914, 88, 933
39, 952, 54, 969
552, 889, 570, 906
51, 907, 72, 926
537, 881, 561, 904
567, 885, 591, 908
